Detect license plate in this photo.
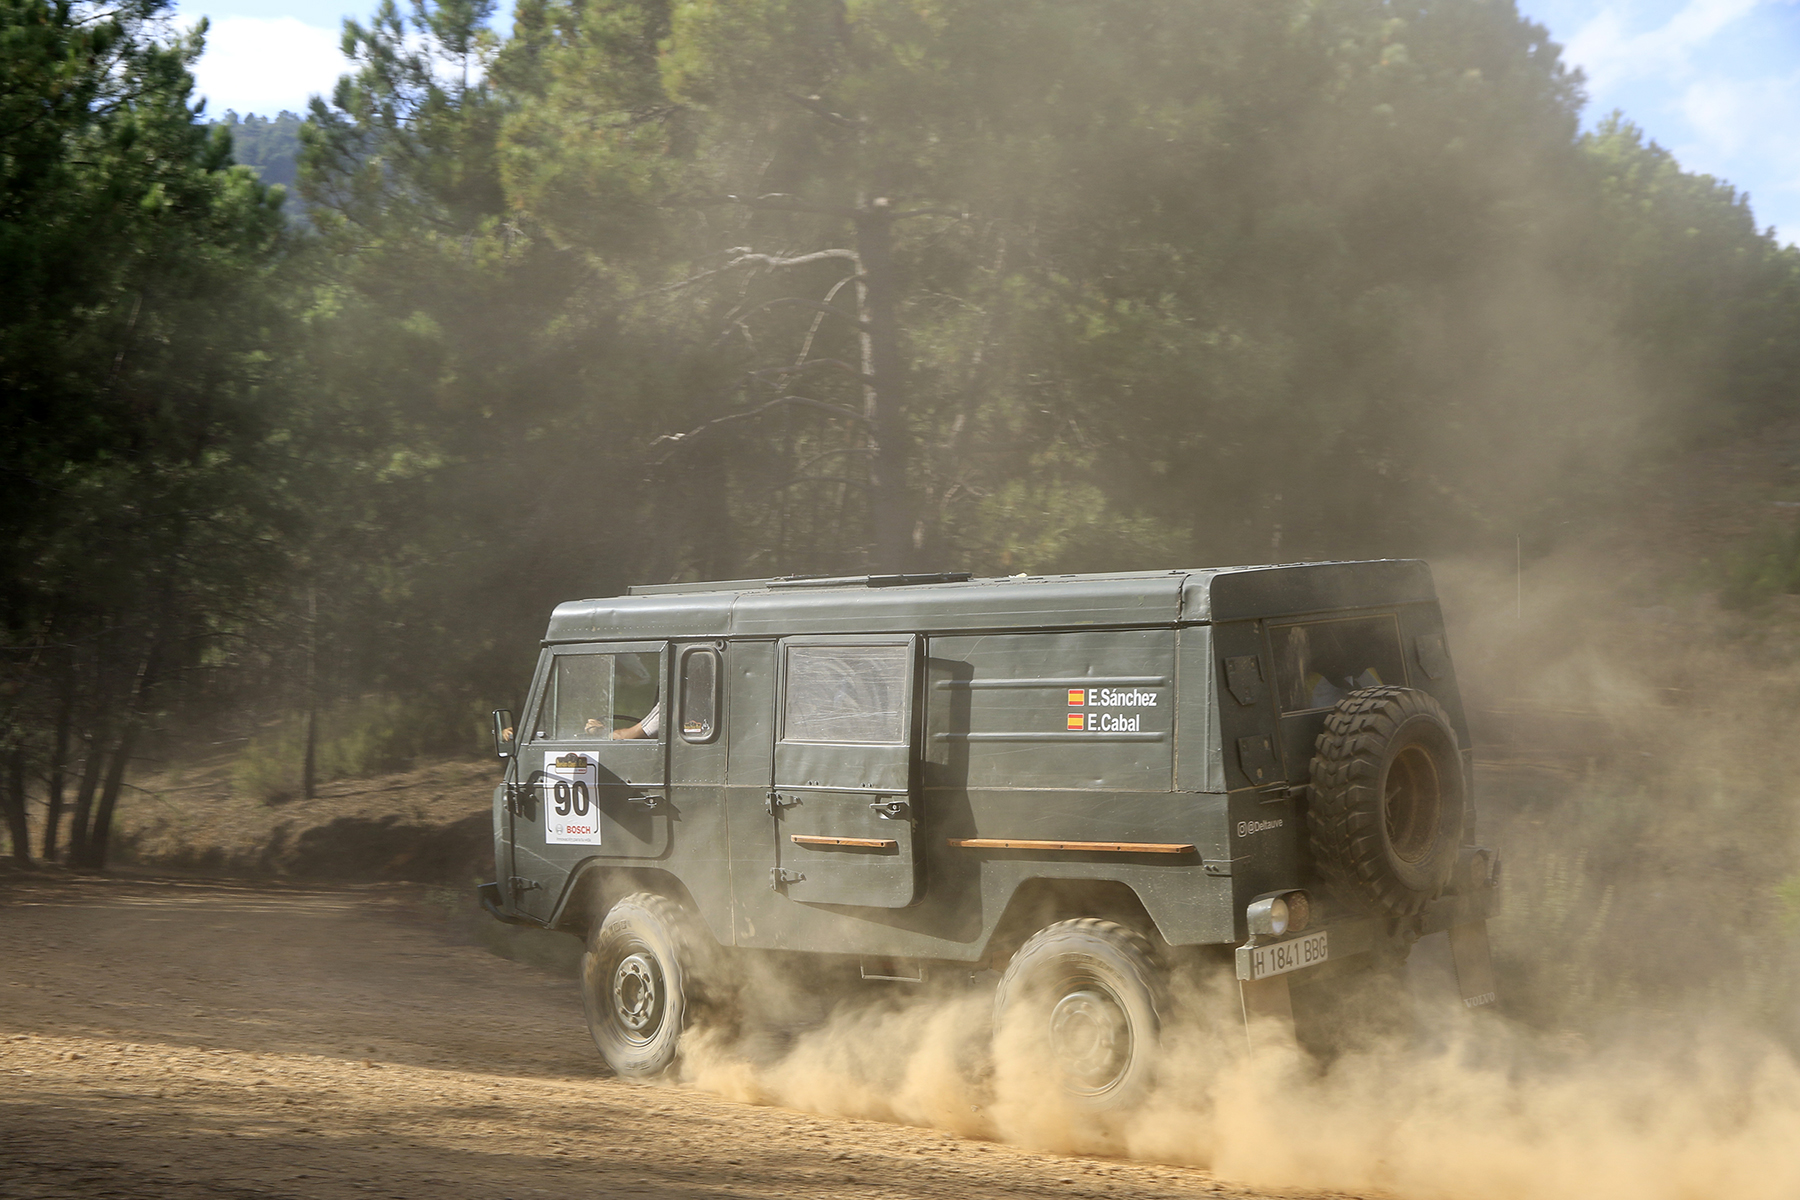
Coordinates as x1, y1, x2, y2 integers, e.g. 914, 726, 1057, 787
1249, 929, 1329, 980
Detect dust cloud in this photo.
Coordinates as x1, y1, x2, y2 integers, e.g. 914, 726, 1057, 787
669, 542, 1800, 1199
677, 965, 1800, 1199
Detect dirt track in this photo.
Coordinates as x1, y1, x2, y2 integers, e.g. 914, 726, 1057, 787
0, 873, 1293, 1200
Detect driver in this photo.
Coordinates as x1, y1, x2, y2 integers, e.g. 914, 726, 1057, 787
586, 703, 660, 740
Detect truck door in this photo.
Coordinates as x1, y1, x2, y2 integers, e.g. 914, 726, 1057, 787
510, 643, 671, 923
770, 636, 920, 908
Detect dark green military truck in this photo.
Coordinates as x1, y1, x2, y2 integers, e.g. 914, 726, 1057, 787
480, 561, 1499, 1104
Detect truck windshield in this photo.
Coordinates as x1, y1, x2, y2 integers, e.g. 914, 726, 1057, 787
1270, 615, 1405, 713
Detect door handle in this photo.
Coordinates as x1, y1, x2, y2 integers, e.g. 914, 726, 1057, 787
869, 799, 909, 820
626, 794, 664, 811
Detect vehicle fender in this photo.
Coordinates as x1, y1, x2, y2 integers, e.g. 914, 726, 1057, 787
549, 859, 727, 946
982, 877, 1163, 966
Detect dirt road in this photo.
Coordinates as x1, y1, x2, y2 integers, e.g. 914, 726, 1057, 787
0, 873, 1288, 1200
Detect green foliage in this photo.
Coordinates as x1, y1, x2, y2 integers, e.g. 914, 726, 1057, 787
1781, 875, 1800, 933
231, 696, 487, 803
486, 0, 1723, 573
1490, 753, 1800, 1034
218, 110, 304, 195
1580, 115, 1800, 439
0, 0, 300, 864
8, 0, 1800, 866
1719, 523, 1800, 610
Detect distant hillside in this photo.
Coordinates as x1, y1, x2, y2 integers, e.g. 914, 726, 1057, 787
216, 110, 305, 219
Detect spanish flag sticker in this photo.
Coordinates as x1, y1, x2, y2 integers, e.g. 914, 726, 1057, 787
1067, 713, 1086, 730
1067, 689, 1086, 706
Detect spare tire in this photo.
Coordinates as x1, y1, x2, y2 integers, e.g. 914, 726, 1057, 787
1308, 686, 1466, 917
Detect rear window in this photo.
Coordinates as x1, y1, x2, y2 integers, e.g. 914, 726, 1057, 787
782, 644, 909, 744
1271, 615, 1406, 713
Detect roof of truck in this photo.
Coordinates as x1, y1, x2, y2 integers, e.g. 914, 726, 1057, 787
541, 559, 1437, 643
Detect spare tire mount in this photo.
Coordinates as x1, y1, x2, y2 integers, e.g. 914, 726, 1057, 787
1307, 685, 1466, 918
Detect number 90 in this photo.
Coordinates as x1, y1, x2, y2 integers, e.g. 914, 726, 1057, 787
553, 779, 590, 817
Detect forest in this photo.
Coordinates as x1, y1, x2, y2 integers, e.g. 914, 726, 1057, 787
4, 0, 1800, 867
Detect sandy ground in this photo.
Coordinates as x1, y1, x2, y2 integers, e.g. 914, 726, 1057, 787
0, 872, 1301, 1200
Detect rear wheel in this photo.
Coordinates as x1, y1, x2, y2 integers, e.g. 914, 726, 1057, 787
581, 892, 707, 1078
993, 919, 1163, 1112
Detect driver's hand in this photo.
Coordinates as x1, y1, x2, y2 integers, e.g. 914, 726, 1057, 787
583, 718, 606, 734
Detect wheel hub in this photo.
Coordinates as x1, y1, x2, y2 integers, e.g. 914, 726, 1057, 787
1384, 743, 1442, 864
1047, 986, 1131, 1094
612, 952, 663, 1038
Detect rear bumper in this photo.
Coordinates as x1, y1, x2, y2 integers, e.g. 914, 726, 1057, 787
1233, 885, 1499, 985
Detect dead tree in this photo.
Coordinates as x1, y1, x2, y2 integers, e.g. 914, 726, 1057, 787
650, 198, 962, 574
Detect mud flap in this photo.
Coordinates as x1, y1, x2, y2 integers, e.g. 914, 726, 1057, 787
1238, 975, 1296, 1049
476, 882, 538, 928
1448, 920, 1498, 1010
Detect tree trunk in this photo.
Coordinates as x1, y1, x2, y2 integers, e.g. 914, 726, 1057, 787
2, 745, 30, 864
302, 706, 318, 801
82, 725, 139, 869
66, 719, 109, 866
855, 209, 911, 573
44, 665, 74, 861
302, 585, 317, 800
82, 635, 164, 870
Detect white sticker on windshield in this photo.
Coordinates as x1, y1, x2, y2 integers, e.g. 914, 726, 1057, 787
542, 751, 602, 845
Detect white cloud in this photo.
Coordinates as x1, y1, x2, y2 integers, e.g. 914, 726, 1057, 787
1672, 70, 1800, 243
1551, 0, 1800, 244
183, 14, 347, 118
1567, 0, 1764, 90
1678, 72, 1800, 159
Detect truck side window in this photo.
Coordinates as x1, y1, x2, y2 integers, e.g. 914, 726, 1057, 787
534, 651, 662, 740
678, 647, 719, 742
1270, 616, 1406, 713
782, 644, 908, 744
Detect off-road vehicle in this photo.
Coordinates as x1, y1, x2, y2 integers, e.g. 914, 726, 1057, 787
480, 561, 1499, 1105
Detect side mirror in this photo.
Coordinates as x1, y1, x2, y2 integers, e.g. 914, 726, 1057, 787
491, 709, 515, 759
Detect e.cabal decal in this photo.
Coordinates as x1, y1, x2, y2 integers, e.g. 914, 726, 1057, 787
542, 751, 602, 846
1063, 686, 1161, 733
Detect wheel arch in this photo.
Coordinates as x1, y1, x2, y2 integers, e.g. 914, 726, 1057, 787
549, 862, 714, 943
983, 877, 1163, 969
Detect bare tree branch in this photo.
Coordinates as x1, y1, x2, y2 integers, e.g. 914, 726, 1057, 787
730, 295, 869, 329
730, 249, 861, 270
728, 193, 860, 218
777, 475, 872, 492
618, 248, 860, 306
890, 206, 969, 222
652, 396, 872, 460
797, 274, 860, 366
785, 93, 857, 129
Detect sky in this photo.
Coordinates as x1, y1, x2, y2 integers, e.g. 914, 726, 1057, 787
178, 0, 1800, 245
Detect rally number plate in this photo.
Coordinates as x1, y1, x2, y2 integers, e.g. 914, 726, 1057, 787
1248, 930, 1329, 980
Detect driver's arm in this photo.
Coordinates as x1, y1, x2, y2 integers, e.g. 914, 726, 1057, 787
602, 701, 660, 740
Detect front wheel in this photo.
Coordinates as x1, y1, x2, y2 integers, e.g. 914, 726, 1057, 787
581, 892, 706, 1078
993, 919, 1163, 1113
